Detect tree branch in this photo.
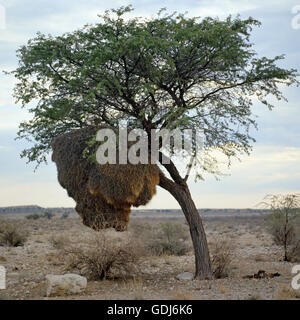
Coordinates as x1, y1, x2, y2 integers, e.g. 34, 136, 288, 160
159, 152, 185, 185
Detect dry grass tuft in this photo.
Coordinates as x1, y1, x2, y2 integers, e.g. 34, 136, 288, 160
218, 284, 229, 295
0, 219, 27, 247
122, 277, 145, 300
171, 289, 196, 300
274, 285, 300, 300
130, 220, 191, 257
209, 237, 234, 279
49, 234, 71, 250
63, 231, 145, 280
248, 294, 264, 300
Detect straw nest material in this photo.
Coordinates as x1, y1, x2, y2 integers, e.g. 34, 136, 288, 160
51, 127, 159, 231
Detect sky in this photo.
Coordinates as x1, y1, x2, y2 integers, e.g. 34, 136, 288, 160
0, 0, 299, 209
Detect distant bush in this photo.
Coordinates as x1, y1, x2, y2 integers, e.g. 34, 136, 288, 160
43, 212, 55, 220
130, 220, 191, 256
26, 214, 42, 220
61, 213, 70, 220
26, 212, 56, 220
148, 238, 190, 256
209, 237, 234, 279
63, 232, 145, 280
0, 219, 27, 247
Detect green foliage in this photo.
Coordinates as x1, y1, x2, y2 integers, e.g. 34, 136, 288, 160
26, 212, 55, 220
131, 220, 191, 256
26, 213, 42, 220
10, 6, 298, 175
43, 212, 55, 220
61, 212, 70, 220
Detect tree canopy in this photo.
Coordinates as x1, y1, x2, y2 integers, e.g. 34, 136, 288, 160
12, 6, 298, 173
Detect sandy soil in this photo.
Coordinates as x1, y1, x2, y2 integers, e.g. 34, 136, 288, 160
0, 213, 298, 300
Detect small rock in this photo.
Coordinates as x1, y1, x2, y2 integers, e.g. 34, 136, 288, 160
35, 274, 45, 282
176, 272, 194, 281
8, 273, 20, 280
46, 274, 87, 297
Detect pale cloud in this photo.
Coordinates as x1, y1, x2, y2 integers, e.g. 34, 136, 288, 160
0, 1, 130, 42
193, 193, 265, 209
191, 0, 260, 18
203, 145, 300, 183
0, 178, 75, 207
0, 75, 16, 107
234, 146, 300, 167
0, 145, 13, 150
0, 73, 32, 129
0, 109, 31, 129
191, 191, 300, 209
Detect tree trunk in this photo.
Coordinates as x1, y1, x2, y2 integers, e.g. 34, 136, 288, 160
159, 173, 212, 280
284, 240, 288, 262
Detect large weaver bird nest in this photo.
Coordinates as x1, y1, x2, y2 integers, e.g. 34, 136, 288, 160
51, 127, 160, 231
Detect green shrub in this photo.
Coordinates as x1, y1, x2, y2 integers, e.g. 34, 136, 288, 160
26, 213, 42, 220
130, 220, 191, 256
43, 212, 55, 220
148, 238, 190, 256
61, 213, 70, 220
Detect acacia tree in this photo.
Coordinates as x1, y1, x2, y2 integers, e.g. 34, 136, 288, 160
11, 6, 298, 279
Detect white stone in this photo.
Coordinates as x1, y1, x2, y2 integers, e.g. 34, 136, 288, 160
176, 272, 194, 281
46, 274, 87, 297
8, 272, 19, 280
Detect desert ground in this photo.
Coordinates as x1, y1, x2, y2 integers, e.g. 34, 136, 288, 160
0, 211, 299, 300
